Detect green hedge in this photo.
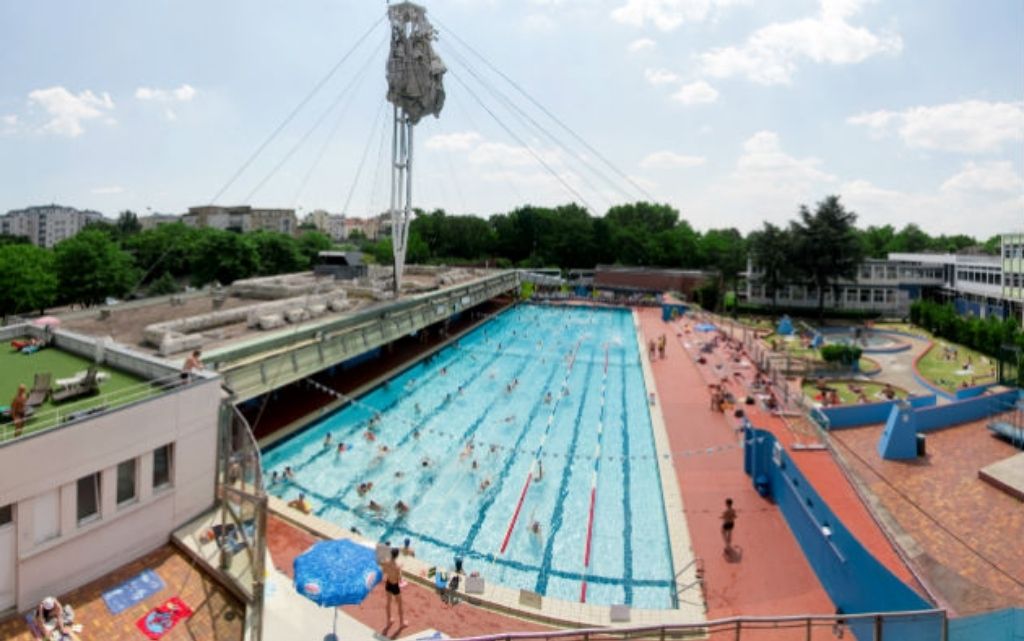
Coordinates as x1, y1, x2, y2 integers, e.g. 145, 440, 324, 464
820, 344, 863, 365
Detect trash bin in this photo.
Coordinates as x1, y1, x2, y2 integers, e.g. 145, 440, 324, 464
916, 433, 926, 457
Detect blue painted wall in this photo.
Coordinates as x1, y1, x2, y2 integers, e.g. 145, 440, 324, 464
954, 383, 993, 400
743, 427, 937, 640
913, 389, 1019, 432
949, 607, 1024, 641
820, 395, 937, 430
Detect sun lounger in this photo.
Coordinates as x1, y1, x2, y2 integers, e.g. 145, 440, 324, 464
51, 367, 100, 404
26, 372, 51, 407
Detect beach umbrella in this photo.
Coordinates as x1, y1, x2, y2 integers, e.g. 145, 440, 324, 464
293, 539, 382, 607
33, 316, 61, 328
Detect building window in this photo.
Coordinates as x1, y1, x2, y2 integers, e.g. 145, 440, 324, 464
116, 459, 137, 506
873, 289, 885, 303
885, 289, 896, 303
0, 504, 11, 527
846, 289, 857, 303
860, 289, 871, 303
77, 473, 101, 525
153, 444, 174, 490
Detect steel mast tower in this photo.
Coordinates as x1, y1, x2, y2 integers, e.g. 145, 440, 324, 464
385, 2, 446, 294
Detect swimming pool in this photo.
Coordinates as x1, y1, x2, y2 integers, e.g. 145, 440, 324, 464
263, 304, 677, 609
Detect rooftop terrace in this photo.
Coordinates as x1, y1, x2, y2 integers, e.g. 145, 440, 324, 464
0, 326, 189, 443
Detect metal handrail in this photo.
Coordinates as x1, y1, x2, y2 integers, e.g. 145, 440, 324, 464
448, 609, 947, 641
0, 371, 198, 443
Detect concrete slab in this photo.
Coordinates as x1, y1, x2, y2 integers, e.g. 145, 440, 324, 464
978, 452, 1024, 501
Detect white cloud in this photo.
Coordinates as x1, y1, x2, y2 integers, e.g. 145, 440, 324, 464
523, 13, 558, 33
697, 0, 901, 85
640, 151, 706, 169
627, 38, 657, 53
848, 100, 1024, 153
611, 0, 745, 31
940, 161, 1024, 194
644, 68, 681, 86
468, 141, 561, 167
736, 131, 835, 184
27, 87, 115, 137
134, 84, 197, 102
425, 131, 483, 152
671, 80, 719, 104
1, 114, 17, 135
91, 185, 125, 195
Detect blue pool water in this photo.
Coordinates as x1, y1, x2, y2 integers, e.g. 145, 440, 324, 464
263, 305, 677, 608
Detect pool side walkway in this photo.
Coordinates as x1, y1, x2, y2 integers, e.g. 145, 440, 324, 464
635, 308, 834, 618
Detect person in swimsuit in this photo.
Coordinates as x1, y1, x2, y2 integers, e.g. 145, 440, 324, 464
381, 547, 406, 627
10, 384, 27, 437
721, 498, 737, 551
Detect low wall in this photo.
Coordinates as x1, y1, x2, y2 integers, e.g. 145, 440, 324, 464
914, 389, 1020, 433
821, 394, 937, 430
744, 427, 936, 640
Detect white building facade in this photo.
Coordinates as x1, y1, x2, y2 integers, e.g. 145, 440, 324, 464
0, 329, 221, 613
0, 206, 105, 248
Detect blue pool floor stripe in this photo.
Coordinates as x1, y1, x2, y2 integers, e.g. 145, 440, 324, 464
533, 356, 596, 594
458, 352, 570, 554
379, 354, 536, 541
618, 345, 634, 605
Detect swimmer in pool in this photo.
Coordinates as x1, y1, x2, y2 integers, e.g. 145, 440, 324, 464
323, 433, 332, 448
395, 500, 409, 516
283, 466, 295, 479
530, 520, 542, 540
357, 482, 373, 497
479, 478, 492, 492
364, 430, 376, 442
368, 500, 383, 514
544, 391, 552, 404
414, 403, 422, 415
336, 442, 347, 456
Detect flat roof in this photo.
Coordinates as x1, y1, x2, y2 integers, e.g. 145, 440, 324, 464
59, 267, 496, 358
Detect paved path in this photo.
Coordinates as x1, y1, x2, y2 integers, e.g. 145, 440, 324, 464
863, 333, 936, 399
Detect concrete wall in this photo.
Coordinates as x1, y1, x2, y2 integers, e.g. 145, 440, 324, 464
950, 607, 1024, 641
0, 378, 221, 610
821, 395, 937, 430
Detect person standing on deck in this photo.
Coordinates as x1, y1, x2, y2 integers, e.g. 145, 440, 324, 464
721, 498, 737, 552
381, 548, 407, 628
10, 384, 27, 437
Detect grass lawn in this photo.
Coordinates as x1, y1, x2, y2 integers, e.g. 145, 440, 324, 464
917, 341, 998, 393
764, 334, 877, 373
802, 380, 908, 405
0, 339, 156, 440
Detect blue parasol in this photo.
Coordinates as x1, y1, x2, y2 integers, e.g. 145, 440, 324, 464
293, 539, 383, 607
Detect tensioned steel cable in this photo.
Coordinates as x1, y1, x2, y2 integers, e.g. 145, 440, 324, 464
293, 41, 386, 208
448, 68, 595, 214
208, 15, 384, 205
247, 38, 386, 204
342, 98, 387, 216
443, 43, 628, 209
434, 16, 656, 203
365, 108, 391, 216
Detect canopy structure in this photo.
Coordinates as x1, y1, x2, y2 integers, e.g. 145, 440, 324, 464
293, 539, 383, 607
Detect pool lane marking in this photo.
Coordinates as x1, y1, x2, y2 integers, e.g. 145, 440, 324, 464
460, 342, 576, 554
580, 344, 609, 603
499, 339, 584, 555
617, 335, 634, 605
533, 355, 597, 594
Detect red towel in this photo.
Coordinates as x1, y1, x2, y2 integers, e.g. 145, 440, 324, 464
135, 597, 193, 640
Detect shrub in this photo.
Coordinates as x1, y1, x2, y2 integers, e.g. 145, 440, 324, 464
820, 344, 862, 365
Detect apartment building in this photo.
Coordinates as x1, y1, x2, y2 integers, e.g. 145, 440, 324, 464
182, 205, 297, 236
304, 209, 347, 242
138, 213, 182, 231
0, 326, 221, 613
0, 205, 105, 248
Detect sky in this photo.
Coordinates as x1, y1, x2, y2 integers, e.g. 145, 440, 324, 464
1, 0, 1022, 237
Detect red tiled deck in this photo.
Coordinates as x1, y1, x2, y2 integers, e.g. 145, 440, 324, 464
832, 418, 1024, 615
636, 308, 834, 618
0, 545, 243, 641
267, 515, 552, 638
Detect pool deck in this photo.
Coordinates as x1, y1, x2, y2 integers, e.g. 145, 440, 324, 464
831, 417, 1024, 615
636, 308, 834, 618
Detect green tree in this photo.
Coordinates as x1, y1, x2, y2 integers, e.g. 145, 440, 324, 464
191, 229, 260, 286
147, 272, 180, 297
54, 230, 137, 306
789, 195, 864, 320
123, 222, 199, 283
0, 244, 58, 319
297, 231, 333, 268
247, 231, 305, 275
0, 233, 30, 246
116, 210, 142, 236
700, 228, 746, 312
747, 222, 792, 309
858, 224, 896, 258
891, 223, 930, 253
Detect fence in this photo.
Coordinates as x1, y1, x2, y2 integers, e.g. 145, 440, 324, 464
448, 609, 948, 641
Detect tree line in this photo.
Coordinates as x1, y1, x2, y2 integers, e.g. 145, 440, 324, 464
0, 211, 332, 319
0, 197, 1003, 320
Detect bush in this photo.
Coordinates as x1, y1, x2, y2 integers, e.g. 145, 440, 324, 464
820, 344, 862, 365
148, 272, 179, 297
